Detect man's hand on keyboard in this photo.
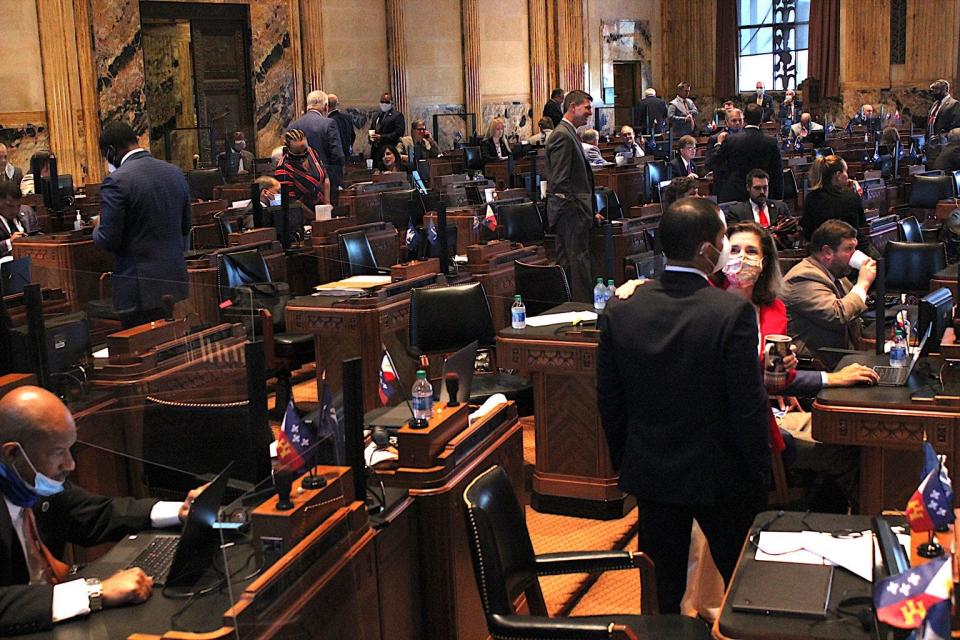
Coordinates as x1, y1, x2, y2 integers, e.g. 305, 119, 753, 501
826, 363, 880, 387
102, 567, 153, 607
179, 483, 209, 522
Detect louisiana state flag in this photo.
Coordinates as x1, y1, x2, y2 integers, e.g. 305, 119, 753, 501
906, 446, 955, 533
378, 348, 399, 406
482, 205, 498, 232
874, 554, 952, 629
276, 401, 313, 472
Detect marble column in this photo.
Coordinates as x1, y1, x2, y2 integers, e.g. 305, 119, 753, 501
36, 0, 87, 182
555, 0, 585, 93
462, 0, 481, 136
300, 0, 324, 94
385, 0, 408, 117
529, 0, 551, 132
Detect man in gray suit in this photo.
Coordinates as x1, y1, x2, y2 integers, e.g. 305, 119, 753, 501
545, 90, 602, 302
667, 82, 699, 137
288, 90, 345, 204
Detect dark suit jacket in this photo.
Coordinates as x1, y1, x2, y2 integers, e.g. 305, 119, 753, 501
777, 100, 803, 123
544, 120, 595, 227
543, 100, 563, 128
479, 137, 512, 163
724, 199, 789, 227
288, 110, 345, 171
0, 484, 156, 635
597, 270, 770, 505
371, 109, 406, 161
933, 141, 960, 172
0, 208, 38, 259
0, 166, 22, 187
328, 109, 356, 159
93, 151, 191, 312
932, 95, 960, 136
670, 156, 697, 177
707, 126, 784, 203
636, 96, 668, 133
216, 148, 255, 179
750, 93, 774, 122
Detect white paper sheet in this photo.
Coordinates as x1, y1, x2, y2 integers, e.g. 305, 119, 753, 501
755, 530, 877, 582
524, 311, 598, 327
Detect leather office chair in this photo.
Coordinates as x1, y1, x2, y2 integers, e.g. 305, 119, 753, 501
408, 282, 531, 409
514, 260, 571, 317
464, 146, 484, 172
632, 251, 667, 280
898, 216, 922, 243
338, 230, 391, 278
498, 202, 545, 244
217, 249, 314, 413
463, 466, 711, 640
909, 175, 953, 208
595, 187, 624, 221
782, 168, 799, 201
884, 241, 947, 301
214, 210, 234, 247
186, 168, 224, 201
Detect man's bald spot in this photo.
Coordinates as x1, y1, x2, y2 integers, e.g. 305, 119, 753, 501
0, 386, 74, 444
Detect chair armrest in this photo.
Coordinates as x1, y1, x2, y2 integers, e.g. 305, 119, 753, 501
488, 614, 638, 640
535, 550, 658, 613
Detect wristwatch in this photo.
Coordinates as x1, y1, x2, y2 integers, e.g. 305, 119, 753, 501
85, 578, 103, 612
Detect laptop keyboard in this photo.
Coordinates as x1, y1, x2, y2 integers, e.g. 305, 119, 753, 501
873, 365, 907, 385
127, 535, 180, 584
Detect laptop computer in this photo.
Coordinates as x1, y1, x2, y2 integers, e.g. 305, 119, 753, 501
872, 325, 931, 387
732, 562, 834, 619
437, 340, 477, 405
85, 463, 233, 587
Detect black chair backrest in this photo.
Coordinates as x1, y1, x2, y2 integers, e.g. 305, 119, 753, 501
898, 216, 922, 243
498, 202, 544, 243
380, 189, 416, 231
633, 251, 667, 279
514, 260, 572, 317
782, 168, 799, 200
645, 161, 667, 202
409, 282, 495, 354
338, 230, 380, 277
186, 168, 224, 201
214, 211, 233, 247
142, 396, 273, 499
218, 249, 271, 300
910, 175, 954, 208
462, 466, 548, 618
884, 241, 947, 292
464, 146, 484, 172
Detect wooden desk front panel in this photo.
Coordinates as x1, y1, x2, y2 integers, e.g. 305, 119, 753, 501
14, 238, 112, 312
476, 256, 548, 330
812, 401, 959, 514
187, 250, 287, 325
375, 497, 422, 640
340, 192, 389, 224
425, 211, 481, 255
594, 167, 645, 209
498, 337, 624, 503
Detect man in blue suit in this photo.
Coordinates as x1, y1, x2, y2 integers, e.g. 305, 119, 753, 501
289, 90, 345, 204
94, 122, 191, 328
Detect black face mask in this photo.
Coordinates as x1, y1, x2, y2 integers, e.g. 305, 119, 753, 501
288, 150, 307, 162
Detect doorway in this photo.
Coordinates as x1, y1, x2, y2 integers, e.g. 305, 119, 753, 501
141, 1, 254, 170
613, 62, 643, 130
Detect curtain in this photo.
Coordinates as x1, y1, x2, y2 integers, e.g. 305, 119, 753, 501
808, 0, 841, 99
715, 0, 738, 99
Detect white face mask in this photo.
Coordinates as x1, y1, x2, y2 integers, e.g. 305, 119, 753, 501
702, 235, 732, 273
380, 102, 392, 113
107, 163, 117, 174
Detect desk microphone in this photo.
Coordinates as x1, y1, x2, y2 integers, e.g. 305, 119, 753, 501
162, 294, 175, 322
445, 373, 460, 407
273, 469, 295, 510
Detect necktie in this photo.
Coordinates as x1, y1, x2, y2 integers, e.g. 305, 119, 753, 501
757, 204, 769, 227
929, 101, 942, 136
22, 509, 70, 584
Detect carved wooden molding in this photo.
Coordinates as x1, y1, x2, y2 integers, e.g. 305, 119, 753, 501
461, 0, 481, 135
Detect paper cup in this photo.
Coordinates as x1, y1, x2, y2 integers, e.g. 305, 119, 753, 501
484, 188, 496, 203
615, 153, 626, 166
368, 129, 376, 139
366, 158, 374, 170
539, 180, 548, 199
315, 204, 333, 221
848, 249, 869, 270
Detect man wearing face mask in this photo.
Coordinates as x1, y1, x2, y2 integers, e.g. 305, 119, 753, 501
239, 176, 281, 231
927, 80, 960, 142
782, 220, 877, 370
754, 82, 774, 122
724, 169, 790, 228
598, 197, 770, 614
94, 121, 191, 328
216, 131, 255, 180
369, 92, 405, 169
0, 386, 202, 634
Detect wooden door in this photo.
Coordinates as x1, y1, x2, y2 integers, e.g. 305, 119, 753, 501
613, 62, 642, 130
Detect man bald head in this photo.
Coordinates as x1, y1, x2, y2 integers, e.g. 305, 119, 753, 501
0, 386, 76, 484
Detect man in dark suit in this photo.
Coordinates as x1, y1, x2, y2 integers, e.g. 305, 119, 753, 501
707, 103, 783, 203
0, 386, 199, 635
777, 89, 802, 124
545, 90, 601, 302
636, 88, 668, 134
670, 135, 699, 177
327, 94, 356, 161
216, 131, 256, 181
0, 182, 37, 259
288, 90, 345, 204
752, 82, 774, 122
370, 91, 406, 168
93, 121, 191, 328
928, 79, 960, 141
724, 169, 790, 227
543, 88, 564, 128
598, 197, 769, 614
933, 127, 960, 172
0, 145, 22, 187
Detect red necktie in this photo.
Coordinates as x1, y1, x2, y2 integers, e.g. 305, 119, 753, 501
757, 204, 770, 227
23, 509, 70, 584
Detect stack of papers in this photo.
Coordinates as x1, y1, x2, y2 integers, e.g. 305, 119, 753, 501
525, 311, 598, 327
314, 275, 392, 293
754, 530, 910, 582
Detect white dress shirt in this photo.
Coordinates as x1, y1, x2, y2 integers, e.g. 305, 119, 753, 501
0, 214, 24, 252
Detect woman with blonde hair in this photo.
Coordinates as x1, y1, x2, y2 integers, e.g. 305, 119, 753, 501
480, 117, 512, 162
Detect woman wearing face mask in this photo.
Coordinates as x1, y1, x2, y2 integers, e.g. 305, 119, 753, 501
275, 129, 330, 208
480, 117, 512, 163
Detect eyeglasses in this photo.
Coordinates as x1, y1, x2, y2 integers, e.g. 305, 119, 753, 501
414, 127, 428, 131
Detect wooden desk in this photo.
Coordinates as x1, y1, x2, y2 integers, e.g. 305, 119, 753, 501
13, 231, 113, 312
0, 373, 37, 396
377, 401, 523, 640
311, 220, 399, 284
462, 241, 547, 329
427, 206, 482, 254
285, 274, 445, 414
484, 157, 533, 191
2, 288, 70, 326
594, 164, 646, 209
425, 156, 465, 191
497, 302, 633, 519
339, 182, 409, 224
812, 353, 958, 515
930, 263, 959, 298
590, 218, 654, 285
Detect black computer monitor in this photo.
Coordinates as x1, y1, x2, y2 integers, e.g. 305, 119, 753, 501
872, 516, 911, 640
11, 311, 89, 381
0, 257, 31, 296
806, 129, 826, 147
644, 161, 667, 203
259, 202, 303, 250
953, 170, 960, 198
911, 134, 926, 154
814, 146, 835, 158
918, 287, 953, 354
41, 175, 73, 212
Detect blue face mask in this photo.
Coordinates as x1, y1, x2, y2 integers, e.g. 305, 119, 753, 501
0, 444, 64, 507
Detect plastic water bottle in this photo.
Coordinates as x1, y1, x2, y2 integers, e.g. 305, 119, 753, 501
593, 278, 607, 311
606, 279, 616, 303
511, 294, 526, 329
73, 211, 83, 231
411, 370, 433, 421
889, 330, 907, 368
